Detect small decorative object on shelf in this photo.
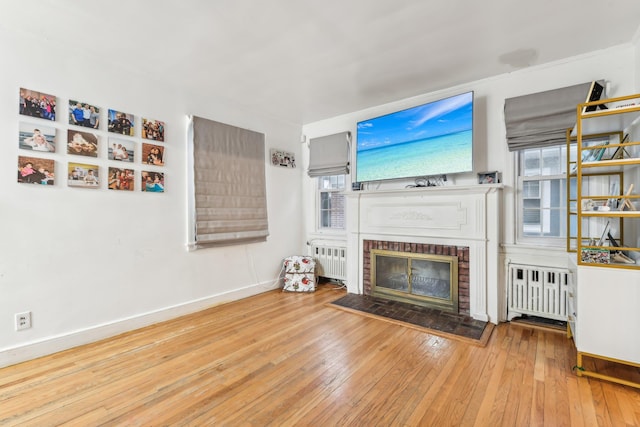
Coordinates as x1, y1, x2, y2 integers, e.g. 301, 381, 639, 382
580, 247, 610, 264
477, 171, 500, 184
619, 184, 636, 211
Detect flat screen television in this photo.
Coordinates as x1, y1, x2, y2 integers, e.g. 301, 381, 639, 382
355, 91, 473, 182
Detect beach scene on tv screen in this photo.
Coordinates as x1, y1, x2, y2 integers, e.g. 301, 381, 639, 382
356, 92, 473, 182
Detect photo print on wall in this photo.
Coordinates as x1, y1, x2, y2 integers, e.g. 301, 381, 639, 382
142, 143, 165, 166
108, 109, 134, 136
68, 162, 99, 188
17, 156, 55, 185
67, 130, 99, 157
69, 100, 100, 129
19, 122, 56, 152
19, 88, 57, 121
108, 167, 135, 191
142, 118, 165, 142
108, 137, 135, 162
270, 149, 296, 168
141, 171, 164, 193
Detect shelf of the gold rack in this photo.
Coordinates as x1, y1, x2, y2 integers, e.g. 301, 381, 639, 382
581, 158, 640, 171
580, 210, 640, 217
578, 245, 640, 251
577, 259, 639, 270
577, 245, 640, 270
574, 98, 640, 136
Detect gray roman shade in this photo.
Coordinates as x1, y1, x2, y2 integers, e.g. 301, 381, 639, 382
188, 116, 268, 249
504, 81, 602, 151
307, 131, 351, 177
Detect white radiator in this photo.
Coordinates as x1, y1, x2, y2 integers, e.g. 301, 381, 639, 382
507, 263, 570, 321
311, 244, 347, 281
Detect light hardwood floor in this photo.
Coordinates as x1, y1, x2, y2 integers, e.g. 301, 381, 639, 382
1, 285, 638, 426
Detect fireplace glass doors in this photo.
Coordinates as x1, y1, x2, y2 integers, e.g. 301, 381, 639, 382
371, 249, 459, 312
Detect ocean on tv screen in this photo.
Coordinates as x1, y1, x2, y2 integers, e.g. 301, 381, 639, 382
356, 130, 472, 182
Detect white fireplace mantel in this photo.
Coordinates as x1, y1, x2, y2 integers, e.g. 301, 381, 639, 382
345, 184, 503, 324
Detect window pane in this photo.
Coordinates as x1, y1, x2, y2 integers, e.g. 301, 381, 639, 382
318, 175, 347, 190
320, 192, 330, 210
569, 177, 577, 199
523, 209, 541, 225
522, 178, 566, 237
523, 150, 540, 176
541, 147, 562, 175
318, 176, 345, 230
519, 146, 568, 242
320, 210, 331, 228
523, 181, 540, 198
522, 146, 567, 177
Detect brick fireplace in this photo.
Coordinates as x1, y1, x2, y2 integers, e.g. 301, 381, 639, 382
345, 185, 502, 323
363, 240, 470, 315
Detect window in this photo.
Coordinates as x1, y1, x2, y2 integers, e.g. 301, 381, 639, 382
517, 145, 574, 245
187, 116, 268, 249
318, 175, 346, 230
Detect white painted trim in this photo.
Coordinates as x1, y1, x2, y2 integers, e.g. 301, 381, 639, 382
0, 281, 279, 369
346, 185, 503, 324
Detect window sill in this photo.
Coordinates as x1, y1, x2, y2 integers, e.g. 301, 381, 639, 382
501, 243, 569, 255
310, 229, 347, 237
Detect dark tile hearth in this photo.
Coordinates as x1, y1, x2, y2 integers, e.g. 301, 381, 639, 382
330, 293, 488, 341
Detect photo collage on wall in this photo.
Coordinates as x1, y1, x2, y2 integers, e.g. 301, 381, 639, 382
17, 87, 166, 193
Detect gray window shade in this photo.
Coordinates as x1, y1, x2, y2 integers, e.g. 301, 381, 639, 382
504, 81, 601, 151
307, 131, 351, 177
188, 116, 268, 249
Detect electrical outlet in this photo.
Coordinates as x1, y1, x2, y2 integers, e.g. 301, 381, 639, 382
15, 311, 32, 331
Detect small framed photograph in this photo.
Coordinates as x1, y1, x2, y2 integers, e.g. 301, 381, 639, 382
142, 143, 165, 166
108, 137, 135, 162
478, 171, 500, 184
17, 156, 55, 185
69, 100, 101, 129
68, 162, 100, 188
108, 167, 135, 191
19, 122, 56, 152
581, 248, 610, 264
19, 88, 57, 121
270, 149, 296, 168
67, 130, 99, 157
142, 118, 165, 141
108, 109, 135, 136
141, 171, 165, 192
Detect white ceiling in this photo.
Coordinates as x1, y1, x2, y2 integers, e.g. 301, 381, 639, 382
3, 0, 640, 125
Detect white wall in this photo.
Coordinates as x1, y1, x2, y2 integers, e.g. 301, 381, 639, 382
0, 27, 305, 366
302, 45, 638, 272
635, 28, 640, 91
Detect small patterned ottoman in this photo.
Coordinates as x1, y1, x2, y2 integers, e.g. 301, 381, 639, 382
282, 255, 316, 292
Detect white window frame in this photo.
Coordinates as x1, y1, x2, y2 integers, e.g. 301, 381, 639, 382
317, 175, 346, 232
516, 145, 570, 247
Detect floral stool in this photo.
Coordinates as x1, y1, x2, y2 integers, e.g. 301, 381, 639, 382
282, 255, 316, 292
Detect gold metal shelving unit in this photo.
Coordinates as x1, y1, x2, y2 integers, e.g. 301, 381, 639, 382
575, 95, 640, 268
571, 93, 640, 389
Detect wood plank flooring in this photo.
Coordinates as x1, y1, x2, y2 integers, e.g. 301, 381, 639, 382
1, 285, 639, 426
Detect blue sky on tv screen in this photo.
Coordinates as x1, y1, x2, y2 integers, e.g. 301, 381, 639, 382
356, 92, 473, 152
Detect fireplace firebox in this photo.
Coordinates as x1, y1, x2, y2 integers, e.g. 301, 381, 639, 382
363, 240, 470, 315
371, 249, 459, 312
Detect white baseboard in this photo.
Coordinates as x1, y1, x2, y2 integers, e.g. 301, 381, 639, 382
0, 281, 279, 369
